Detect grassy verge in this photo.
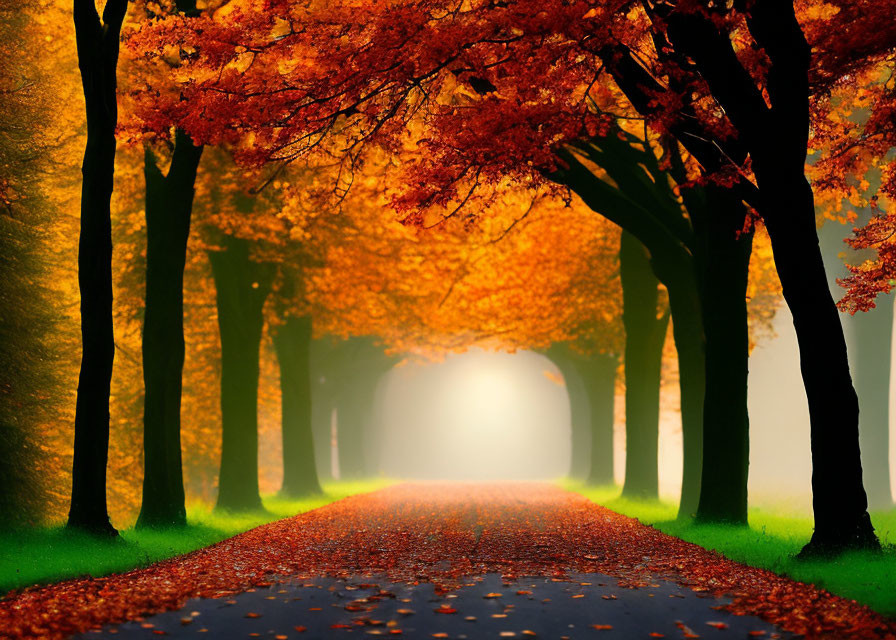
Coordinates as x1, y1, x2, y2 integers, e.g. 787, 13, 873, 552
565, 481, 896, 618
0, 480, 391, 595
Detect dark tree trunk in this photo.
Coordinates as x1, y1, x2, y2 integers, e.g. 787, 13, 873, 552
208, 237, 274, 512
763, 179, 875, 552
750, 6, 873, 552
273, 315, 322, 497
136, 131, 203, 529
694, 189, 753, 525
580, 353, 618, 486
620, 232, 669, 501
665, 275, 705, 519
546, 345, 593, 480
67, 0, 128, 537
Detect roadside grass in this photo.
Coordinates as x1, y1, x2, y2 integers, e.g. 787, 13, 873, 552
0, 480, 391, 595
565, 481, 896, 618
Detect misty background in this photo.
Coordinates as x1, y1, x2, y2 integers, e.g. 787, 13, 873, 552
345, 301, 896, 513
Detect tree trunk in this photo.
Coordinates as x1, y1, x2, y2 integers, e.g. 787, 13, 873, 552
620, 232, 669, 501
546, 345, 593, 481
580, 353, 618, 486
137, 132, 203, 529
335, 371, 381, 479
566, 366, 592, 480
273, 315, 322, 497
67, 0, 128, 537
336, 393, 365, 479
549, 149, 704, 515
762, 179, 876, 552
209, 237, 274, 512
665, 275, 705, 519
694, 190, 753, 524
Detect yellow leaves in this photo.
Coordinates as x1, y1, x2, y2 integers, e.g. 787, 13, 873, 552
798, 1, 840, 22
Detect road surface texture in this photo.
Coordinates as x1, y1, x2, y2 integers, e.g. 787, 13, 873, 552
1, 484, 894, 639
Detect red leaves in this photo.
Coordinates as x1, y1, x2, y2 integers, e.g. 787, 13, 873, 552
1, 485, 894, 640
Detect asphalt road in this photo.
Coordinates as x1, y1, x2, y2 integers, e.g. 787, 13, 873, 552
82, 572, 791, 639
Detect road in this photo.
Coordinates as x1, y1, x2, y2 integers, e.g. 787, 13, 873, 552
1, 484, 892, 639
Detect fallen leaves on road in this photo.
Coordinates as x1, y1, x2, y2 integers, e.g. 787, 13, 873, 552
1, 484, 894, 639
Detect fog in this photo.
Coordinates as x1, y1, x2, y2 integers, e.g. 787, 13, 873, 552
378, 349, 572, 480
369, 303, 896, 510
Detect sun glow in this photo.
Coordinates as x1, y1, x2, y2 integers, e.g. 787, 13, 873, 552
377, 349, 572, 480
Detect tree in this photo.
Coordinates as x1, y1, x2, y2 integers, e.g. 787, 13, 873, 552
271, 267, 322, 497
272, 314, 322, 496
68, 0, 129, 536
136, 130, 203, 527
628, 1, 876, 552
327, 338, 398, 478
134, 0, 206, 530
619, 231, 670, 501
545, 345, 599, 482
547, 344, 619, 486
209, 234, 275, 512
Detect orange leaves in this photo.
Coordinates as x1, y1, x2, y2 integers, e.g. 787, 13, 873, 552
306, 176, 624, 355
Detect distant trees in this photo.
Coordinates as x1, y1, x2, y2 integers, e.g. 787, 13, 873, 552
546, 344, 619, 486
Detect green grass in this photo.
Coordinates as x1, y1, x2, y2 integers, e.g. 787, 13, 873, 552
0, 480, 391, 595
564, 481, 896, 617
